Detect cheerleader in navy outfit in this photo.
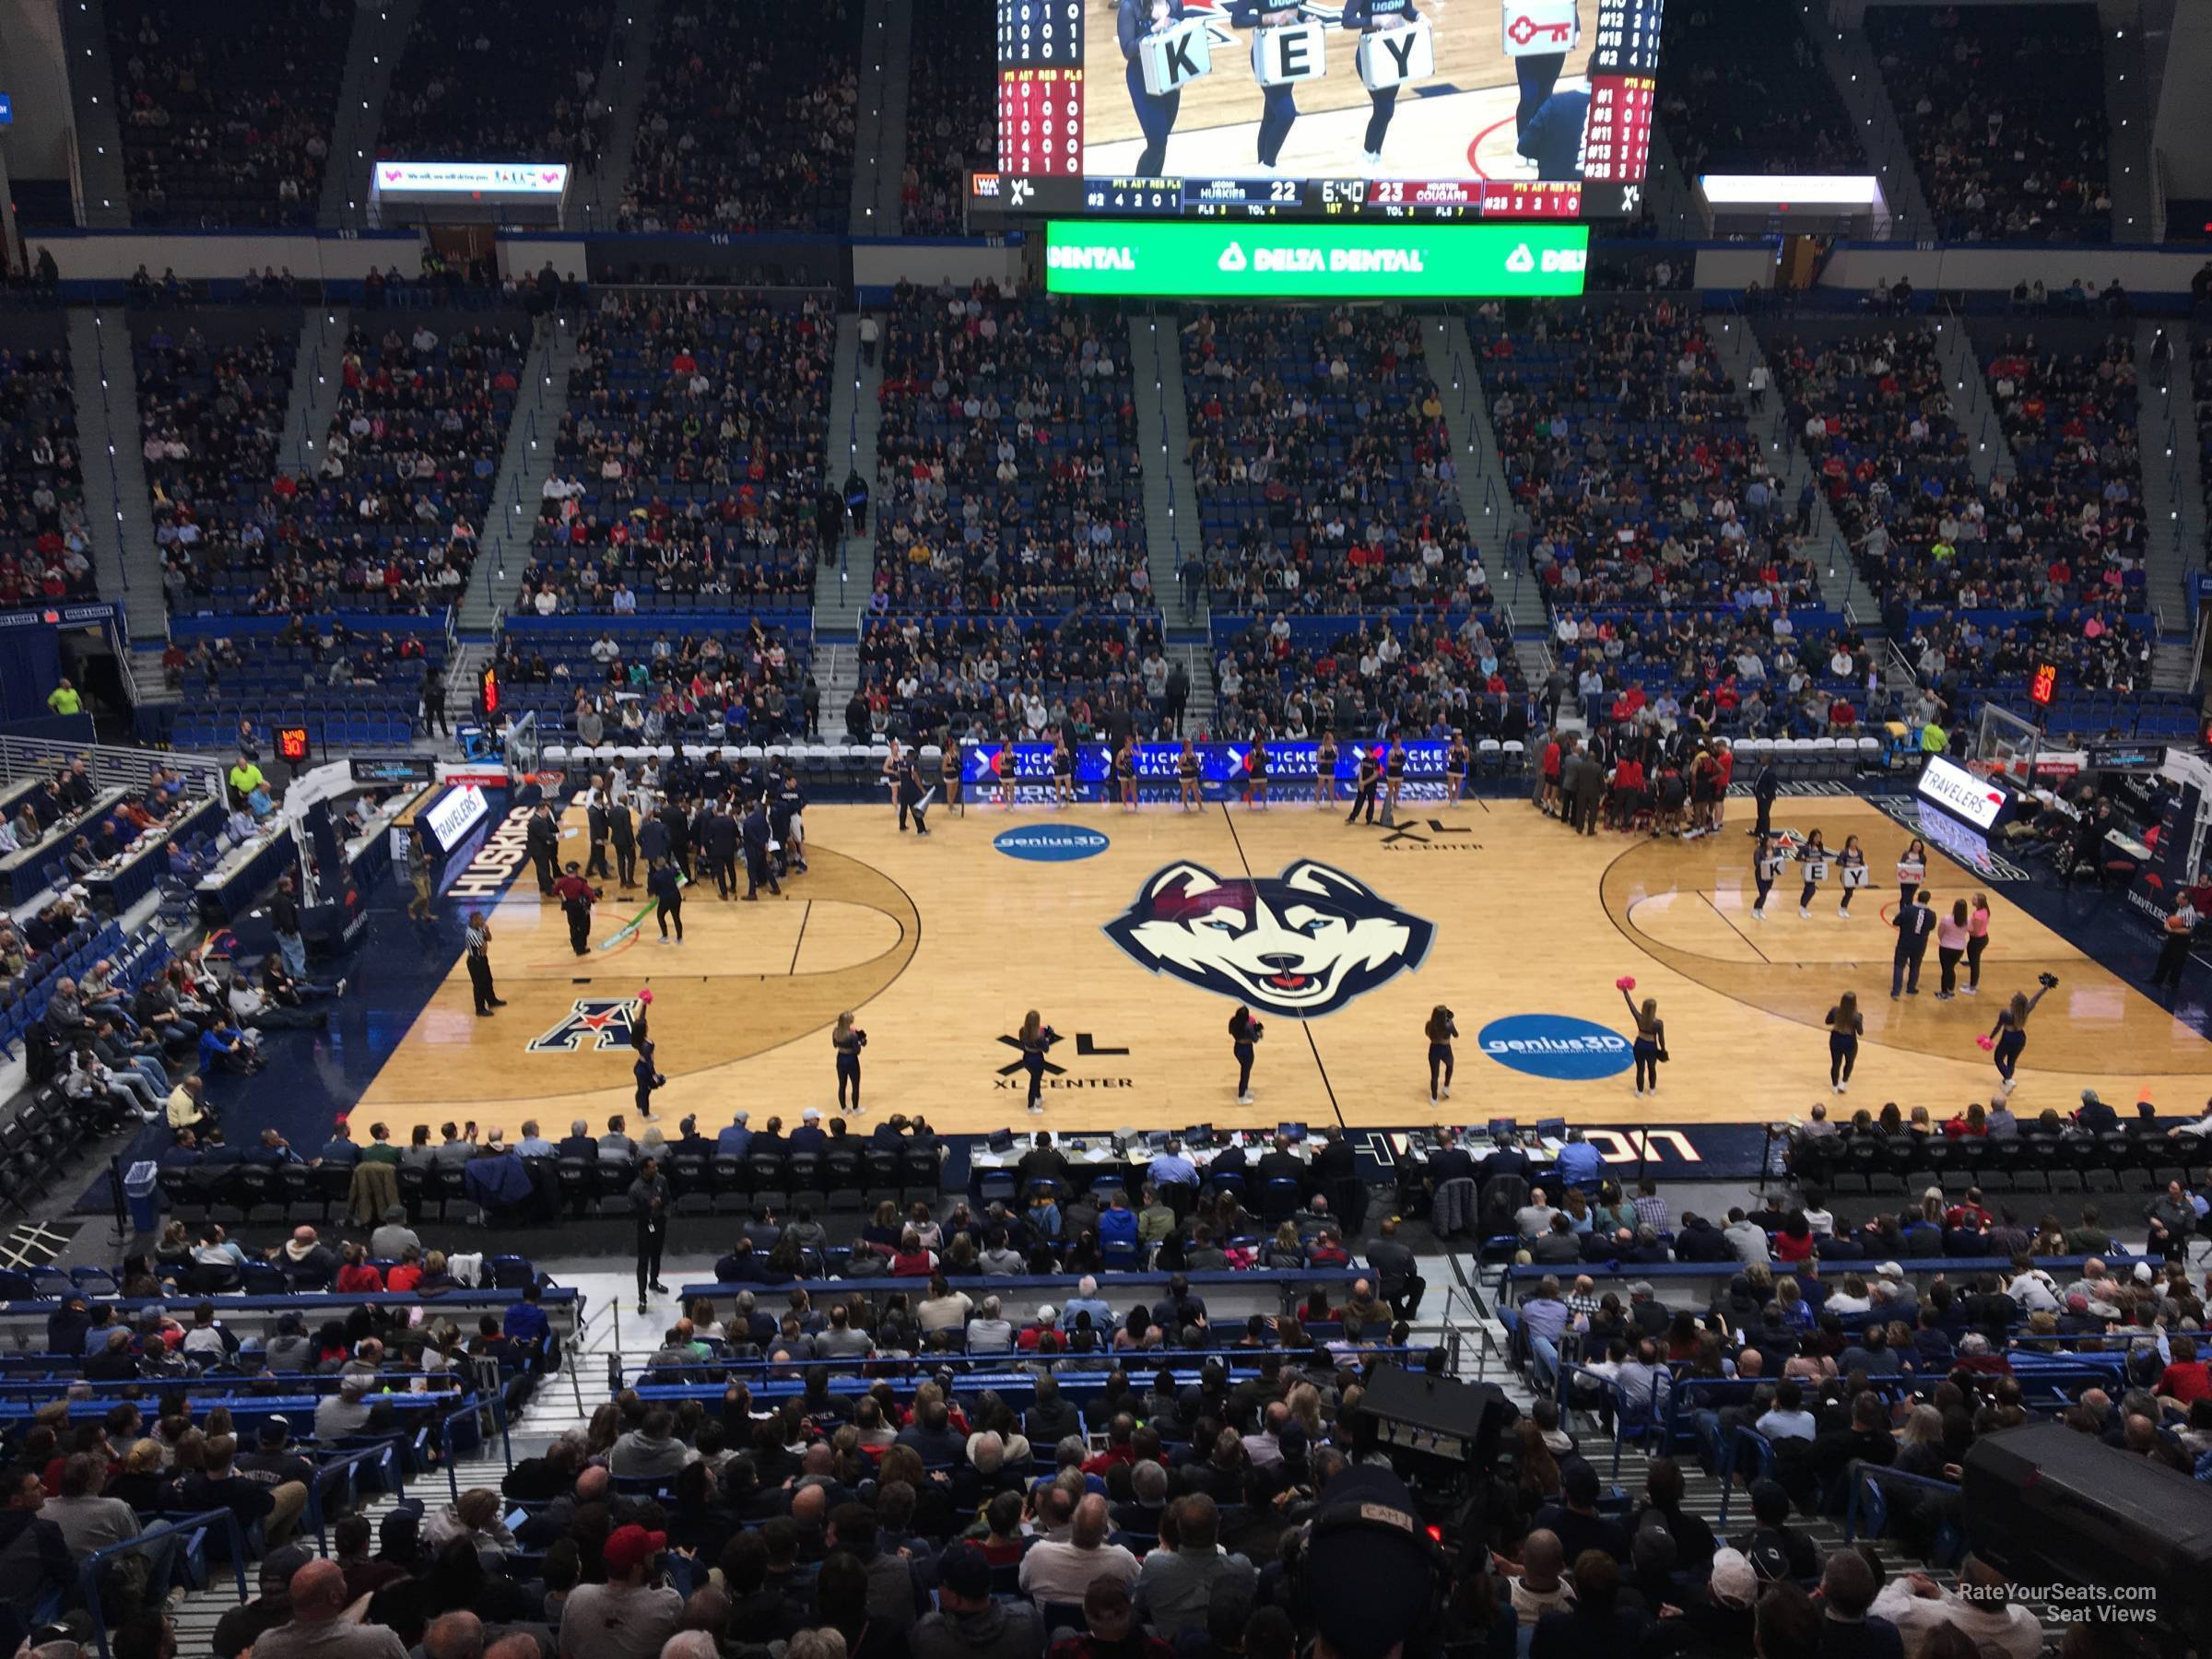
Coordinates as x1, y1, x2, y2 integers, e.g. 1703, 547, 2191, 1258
1051, 735, 1076, 807
1383, 735, 1407, 818
1315, 733, 1340, 806
1983, 974, 2056, 1096
1825, 990, 1863, 1093
1343, 0, 1420, 171
1750, 831, 1783, 921
1795, 829, 1828, 919
831, 1011, 866, 1114
1177, 740, 1202, 811
1114, 738, 1139, 810
1896, 839, 1927, 914
1836, 834, 1868, 917
1227, 0, 1304, 172
1118, 0, 1188, 176
1618, 982, 1666, 1099
1230, 1005, 1263, 1103
1445, 730, 1472, 804
1424, 1005, 1456, 1104
1246, 735, 1271, 809
1016, 1009, 1057, 1113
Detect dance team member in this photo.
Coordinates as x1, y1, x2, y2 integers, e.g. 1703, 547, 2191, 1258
1825, 990, 1862, 1093
1230, 1004, 1264, 1104
1618, 978, 1665, 1099
832, 1011, 866, 1114
1424, 1005, 1456, 1104
1982, 973, 2058, 1096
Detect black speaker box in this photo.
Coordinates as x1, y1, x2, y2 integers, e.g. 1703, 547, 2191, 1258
1961, 1421, 2212, 1639
1350, 1364, 1516, 1471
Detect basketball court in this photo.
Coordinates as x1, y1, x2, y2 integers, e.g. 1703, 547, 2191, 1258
349, 792, 2212, 1144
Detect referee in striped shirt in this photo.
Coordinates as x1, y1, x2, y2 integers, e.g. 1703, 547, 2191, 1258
465, 911, 506, 1018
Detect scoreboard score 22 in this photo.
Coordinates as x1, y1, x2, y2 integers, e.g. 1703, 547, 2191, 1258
978, 0, 1664, 226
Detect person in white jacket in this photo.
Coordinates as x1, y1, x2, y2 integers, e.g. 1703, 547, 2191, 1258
1869, 1559, 2045, 1659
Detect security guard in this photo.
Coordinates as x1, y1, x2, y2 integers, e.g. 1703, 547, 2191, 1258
704, 797, 741, 900
550, 862, 600, 957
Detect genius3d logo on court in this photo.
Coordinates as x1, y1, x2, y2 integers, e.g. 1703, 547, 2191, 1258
1102, 859, 1434, 1018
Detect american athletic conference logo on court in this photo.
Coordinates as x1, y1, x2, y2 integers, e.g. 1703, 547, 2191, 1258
526, 999, 640, 1053
1102, 858, 1433, 1018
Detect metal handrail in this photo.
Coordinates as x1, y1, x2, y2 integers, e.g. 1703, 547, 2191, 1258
302, 1439, 403, 1556
81, 1508, 249, 1659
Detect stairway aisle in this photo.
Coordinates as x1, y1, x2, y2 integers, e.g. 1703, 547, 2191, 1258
280, 307, 352, 476
69, 308, 161, 641
457, 322, 578, 638
1126, 308, 1204, 641
1932, 318, 2014, 488
321, 0, 425, 227
1422, 314, 1531, 630
816, 313, 884, 636
1812, 14, 1935, 240
852, 0, 910, 234
2137, 320, 2206, 639
55, 0, 132, 226
571, 0, 666, 232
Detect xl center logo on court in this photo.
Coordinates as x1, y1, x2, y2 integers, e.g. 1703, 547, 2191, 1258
1103, 858, 1433, 1018
527, 998, 641, 1053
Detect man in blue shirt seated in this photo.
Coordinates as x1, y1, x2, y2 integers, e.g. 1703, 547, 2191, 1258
1147, 1138, 1197, 1190
714, 1111, 752, 1157
1555, 1127, 1603, 1192
503, 1280, 551, 1356
1099, 1192, 1141, 1256
159, 1129, 203, 1167
315, 1121, 359, 1167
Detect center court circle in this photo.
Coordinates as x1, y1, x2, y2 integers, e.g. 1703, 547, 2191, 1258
994, 824, 1111, 863
1477, 1014, 1636, 1080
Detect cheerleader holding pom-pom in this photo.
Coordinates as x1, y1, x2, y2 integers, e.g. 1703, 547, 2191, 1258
1983, 972, 2057, 1095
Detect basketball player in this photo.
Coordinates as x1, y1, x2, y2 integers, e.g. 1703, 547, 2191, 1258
1246, 735, 1270, 809
1228, 0, 1303, 173
1316, 732, 1340, 806
1016, 1010, 1056, 1113
647, 856, 684, 944
1750, 831, 1783, 921
1347, 744, 1382, 825
771, 766, 807, 877
1795, 829, 1828, 919
1118, 0, 1189, 177
1383, 733, 1407, 819
552, 862, 600, 957
1229, 1004, 1263, 1103
1836, 833, 1868, 916
1344, 0, 1420, 171
1984, 973, 2057, 1095
1618, 983, 1665, 1099
832, 1011, 866, 1114
1424, 1005, 1456, 1104
1177, 739, 1202, 810
1825, 990, 1862, 1093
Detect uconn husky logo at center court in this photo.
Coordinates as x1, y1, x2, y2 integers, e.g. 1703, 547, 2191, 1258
527, 999, 640, 1053
1102, 859, 1433, 1018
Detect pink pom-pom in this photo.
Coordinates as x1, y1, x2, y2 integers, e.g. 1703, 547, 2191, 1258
638, 989, 654, 1006
1616, 976, 1636, 992
1975, 1034, 1994, 1052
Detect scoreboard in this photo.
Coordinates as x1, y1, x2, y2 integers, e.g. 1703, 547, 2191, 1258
978, 0, 1667, 226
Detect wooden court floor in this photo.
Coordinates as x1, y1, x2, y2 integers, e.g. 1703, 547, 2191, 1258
1081, 0, 1599, 180
352, 794, 2212, 1143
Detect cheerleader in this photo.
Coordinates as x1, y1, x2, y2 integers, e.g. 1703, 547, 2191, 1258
1896, 839, 1927, 913
1051, 735, 1077, 807
1315, 733, 1340, 806
1226, 0, 1302, 173
1965, 893, 1991, 994
1446, 730, 1472, 804
1836, 834, 1868, 916
1117, 0, 1188, 176
884, 738, 912, 830
831, 1010, 866, 1114
940, 741, 962, 815
1618, 983, 1666, 1098
1176, 739, 1202, 810
1424, 1005, 1456, 1104
1246, 735, 1271, 809
1983, 974, 2057, 1096
1795, 829, 1829, 918
1114, 737, 1139, 810
1343, 0, 1420, 171
1824, 990, 1863, 1092
1383, 734, 1407, 818
1015, 1009, 1057, 1113
1229, 1004, 1263, 1103
1750, 831, 1783, 921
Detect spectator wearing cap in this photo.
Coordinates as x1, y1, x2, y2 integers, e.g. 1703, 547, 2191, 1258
1133, 1495, 1256, 1638
914, 1541, 1044, 1659
1018, 1303, 1063, 1351
1730, 1479, 1818, 1581
213, 1545, 316, 1659
559, 1524, 682, 1659
1656, 1544, 1758, 1653
791, 1109, 829, 1154
314, 1373, 377, 1441
237, 1418, 316, 1543
1301, 1467, 1449, 1659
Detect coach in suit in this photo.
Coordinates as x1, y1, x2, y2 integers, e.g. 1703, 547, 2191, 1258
608, 796, 637, 889
740, 804, 780, 900
525, 804, 559, 896
705, 802, 741, 900
585, 786, 612, 881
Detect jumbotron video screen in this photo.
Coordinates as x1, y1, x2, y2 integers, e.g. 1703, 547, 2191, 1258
970, 0, 1662, 225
